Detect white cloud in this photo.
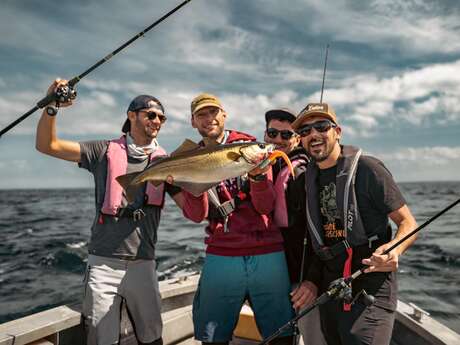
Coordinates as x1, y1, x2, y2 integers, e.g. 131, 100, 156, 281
303, 0, 460, 55
3, 58, 460, 138
307, 59, 460, 132
378, 146, 460, 164
372, 146, 460, 181
0, 160, 27, 170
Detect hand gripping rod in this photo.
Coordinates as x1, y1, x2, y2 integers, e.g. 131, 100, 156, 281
258, 197, 460, 345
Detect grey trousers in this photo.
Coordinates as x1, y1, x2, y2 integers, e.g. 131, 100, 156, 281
292, 283, 327, 345
82, 255, 163, 345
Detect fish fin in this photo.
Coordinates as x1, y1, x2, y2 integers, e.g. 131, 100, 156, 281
227, 151, 241, 162
174, 181, 218, 197
171, 139, 200, 156
116, 172, 142, 204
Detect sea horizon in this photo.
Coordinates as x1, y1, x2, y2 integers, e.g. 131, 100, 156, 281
1, 181, 459, 332
1, 179, 459, 191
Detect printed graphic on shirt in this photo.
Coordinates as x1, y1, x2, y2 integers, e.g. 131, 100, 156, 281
319, 182, 345, 244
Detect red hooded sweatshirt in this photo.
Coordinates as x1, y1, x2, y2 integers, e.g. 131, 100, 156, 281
185, 130, 284, 256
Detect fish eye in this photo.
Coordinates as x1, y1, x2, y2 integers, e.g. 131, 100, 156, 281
258, 144, 265, 149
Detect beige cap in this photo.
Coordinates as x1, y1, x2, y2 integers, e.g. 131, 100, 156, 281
292, 103, 338, 130
191, 93, 223, 115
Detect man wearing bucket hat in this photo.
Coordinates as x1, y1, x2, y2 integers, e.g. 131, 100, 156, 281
288, 103, 417, 345
181, 93, 295, 345
36, 79, 207, 345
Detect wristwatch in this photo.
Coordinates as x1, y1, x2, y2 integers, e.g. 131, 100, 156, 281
45, 106, 58, 116
249, 173, 267, 182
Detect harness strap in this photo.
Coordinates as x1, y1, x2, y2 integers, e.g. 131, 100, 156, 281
343, 245, 353, 312
317, 240, 351, 261
207, 181, 249, 221
207, 187, 235, 233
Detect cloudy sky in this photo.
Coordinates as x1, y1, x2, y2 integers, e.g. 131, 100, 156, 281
1, 0, 459, 188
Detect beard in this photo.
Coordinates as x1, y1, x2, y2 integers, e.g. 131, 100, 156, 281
135, 117, 158, 140
198, 124, 224, 141
307, 140, 334, 162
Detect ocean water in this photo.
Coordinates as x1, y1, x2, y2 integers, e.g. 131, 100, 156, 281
0, 182, 459, 333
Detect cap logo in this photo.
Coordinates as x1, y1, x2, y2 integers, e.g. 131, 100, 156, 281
147, 100, 156, 108
307, 104, 326, 111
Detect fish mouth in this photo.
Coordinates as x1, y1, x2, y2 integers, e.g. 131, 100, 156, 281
239, 143, 274, 165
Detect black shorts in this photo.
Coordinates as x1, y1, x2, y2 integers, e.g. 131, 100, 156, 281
319, 300, 395, 345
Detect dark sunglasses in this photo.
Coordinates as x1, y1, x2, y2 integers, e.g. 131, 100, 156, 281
266, 128, 295, 140
138, 110, 167, 123
296, 120, 336, 137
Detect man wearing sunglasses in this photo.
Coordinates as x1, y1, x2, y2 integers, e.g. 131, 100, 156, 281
289, 103, 417, 345
180, 93, 295, 345
264, 108, 326, 345
35, 79, 207, 345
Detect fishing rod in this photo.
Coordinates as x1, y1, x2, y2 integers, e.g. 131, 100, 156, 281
259, 197, 460, 345
319, 44, 329, 103
287, 44, 331, 345
0, 0, 192, 139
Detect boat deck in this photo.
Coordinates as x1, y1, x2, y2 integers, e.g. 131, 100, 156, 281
1, 275, 459, 345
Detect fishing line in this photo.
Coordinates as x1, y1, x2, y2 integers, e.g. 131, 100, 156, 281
319, 44, 329, 103
0, 0, 193, 139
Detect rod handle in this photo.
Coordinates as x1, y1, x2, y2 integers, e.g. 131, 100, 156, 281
36, 93, 57, 109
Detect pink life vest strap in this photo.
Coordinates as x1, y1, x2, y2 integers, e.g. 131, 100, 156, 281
273, 160, 303, 227
101, 136, 167, 215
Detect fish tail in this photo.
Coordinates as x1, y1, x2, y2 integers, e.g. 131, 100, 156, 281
116, 172, 142, 204
116, 172, 140, 190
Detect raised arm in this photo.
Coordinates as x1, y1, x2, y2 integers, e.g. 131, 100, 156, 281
35, 79, 81, 162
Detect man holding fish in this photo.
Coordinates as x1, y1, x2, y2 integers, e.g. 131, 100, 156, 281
176, 94, 296, 345
35, 79, 207, 345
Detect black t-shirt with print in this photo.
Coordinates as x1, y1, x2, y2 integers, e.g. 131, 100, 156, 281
318, 165, 346, 247
298, 155, 406, 311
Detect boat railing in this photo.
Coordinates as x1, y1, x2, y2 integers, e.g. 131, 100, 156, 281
1, 274, 460, 345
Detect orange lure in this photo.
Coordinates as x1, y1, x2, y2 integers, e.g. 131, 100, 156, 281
259, 150, 295, 177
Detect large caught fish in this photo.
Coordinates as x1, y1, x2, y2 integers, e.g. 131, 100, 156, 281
116, 139, 293, 200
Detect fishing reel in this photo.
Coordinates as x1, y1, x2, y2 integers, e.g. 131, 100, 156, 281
326, 277, 375, 307
327, 277, 352, 301
55, 84, 77, 104
37, 84, 78, 109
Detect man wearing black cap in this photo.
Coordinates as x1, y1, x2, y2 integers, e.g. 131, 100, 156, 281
36, 79, 207, 345
264, 108, 326, 345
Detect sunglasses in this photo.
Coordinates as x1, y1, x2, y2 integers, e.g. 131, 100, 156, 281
138, 110, 167, 124
296, 120, 336, 137
266, 128, 295, 140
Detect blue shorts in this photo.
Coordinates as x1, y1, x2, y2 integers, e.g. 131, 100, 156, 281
193, 252, 295, 342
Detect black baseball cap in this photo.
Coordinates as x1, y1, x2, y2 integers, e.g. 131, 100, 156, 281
264, 108, 297, 125
122, 95, 164, 133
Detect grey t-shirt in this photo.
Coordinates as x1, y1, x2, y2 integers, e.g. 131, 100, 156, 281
79, 139, 179, 260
